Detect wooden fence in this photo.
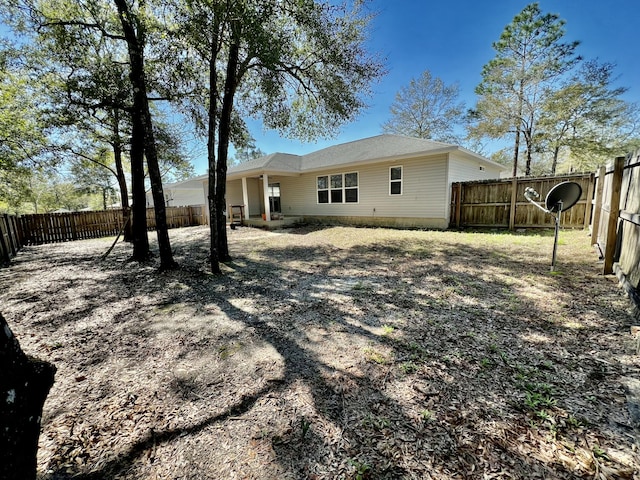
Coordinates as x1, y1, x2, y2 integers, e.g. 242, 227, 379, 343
0, 205, 207, 265
450, 173, 595, 229
0, 214, 22, 266
591, 152, 640, 314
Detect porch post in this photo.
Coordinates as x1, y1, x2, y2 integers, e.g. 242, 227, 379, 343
262, 174, 271, 222
241, 177, 249, 217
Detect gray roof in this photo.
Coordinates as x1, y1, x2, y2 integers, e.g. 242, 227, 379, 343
300, 135, 456, 171
226, 134, 503, 178
228, 152, 302, 176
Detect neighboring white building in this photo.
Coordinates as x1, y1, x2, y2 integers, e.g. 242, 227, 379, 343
145, 177, 206, 208
200, 134, 505, 229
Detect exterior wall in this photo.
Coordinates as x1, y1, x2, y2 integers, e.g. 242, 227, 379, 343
276, 155, 449, 224
145, 188, 205, 207
215, 178, 262, 218
447, 154, 504, 184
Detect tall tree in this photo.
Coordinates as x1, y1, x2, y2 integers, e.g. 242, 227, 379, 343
537, 60, 638, 173
471, 3, 580, 176
114, 0, 177, 269
382, 70, 465, 143
2, 0, 183, 267
179, 0, 384, 273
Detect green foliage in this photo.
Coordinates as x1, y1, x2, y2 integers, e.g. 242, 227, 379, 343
471, 2, 580, 176
537, 60, 639, 172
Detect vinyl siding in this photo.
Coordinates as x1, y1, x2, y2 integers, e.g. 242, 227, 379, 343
224, 178, 261, 217
277, 156, 448, 220
447, 154, 503, 183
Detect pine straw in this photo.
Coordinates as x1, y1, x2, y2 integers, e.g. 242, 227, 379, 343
1, 225, 639, 479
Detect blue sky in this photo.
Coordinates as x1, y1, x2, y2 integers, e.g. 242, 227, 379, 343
201, 0, 639, 174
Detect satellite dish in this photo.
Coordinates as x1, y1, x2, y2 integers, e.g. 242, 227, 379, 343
545, 181, 582, 213
523, 180, 583, 272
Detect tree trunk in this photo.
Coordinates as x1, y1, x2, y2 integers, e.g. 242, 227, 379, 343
128, 89, 150, 261
512, 128, 520, 177
112, 109, 132, 242
207, 22, 222, 274
215, 33, 241, 263
115, 0, 176, 270
0, 312, 56, 480
551, 145, 560, 175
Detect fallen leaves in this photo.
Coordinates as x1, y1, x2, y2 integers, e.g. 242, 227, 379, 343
0, 225, 638, 479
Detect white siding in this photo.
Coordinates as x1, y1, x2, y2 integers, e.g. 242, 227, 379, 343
447, 154, 503, 184
225, 178, 261, 217
145, 187, 204, 207
276, 156, 448, 221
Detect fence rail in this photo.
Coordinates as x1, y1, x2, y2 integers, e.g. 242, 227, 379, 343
450, 173, 594, 229
0, 205, 207, 265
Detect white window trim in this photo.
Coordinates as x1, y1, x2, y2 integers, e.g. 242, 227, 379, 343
316, 172, 359, 204
389, 165, 403, 195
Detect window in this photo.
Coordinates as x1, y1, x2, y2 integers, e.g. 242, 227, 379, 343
330, 174, 343, 203
317, 176, 329, 203
390, 166, 402, 195
317, 172, 358, 204
344, 172, 358, 203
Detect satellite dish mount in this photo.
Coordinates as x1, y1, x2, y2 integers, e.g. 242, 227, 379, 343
523, 181, 582, 271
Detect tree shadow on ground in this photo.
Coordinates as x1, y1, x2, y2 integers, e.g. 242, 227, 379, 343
4, 227, 632, 479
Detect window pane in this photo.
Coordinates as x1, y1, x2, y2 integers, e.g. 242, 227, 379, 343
345, 188, 358, 203
317, 176, 328, 189
318, 190, 329, 203
330, 174, 342, 188
345, 172, 358, 187
391, 167, 402, 180
330, 189, 343, 203
390, 181, 402, 195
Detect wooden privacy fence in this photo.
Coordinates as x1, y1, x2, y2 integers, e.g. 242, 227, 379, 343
450, 173, 594, 230
0, 205, 207, 265
0, 214, 22, 265
591, 153, 640, 313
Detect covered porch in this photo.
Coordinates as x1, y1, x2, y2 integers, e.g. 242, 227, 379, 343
226, 171, 300, 229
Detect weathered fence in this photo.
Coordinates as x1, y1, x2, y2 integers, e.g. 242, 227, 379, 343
450, 173, 594, 229
0, 205, 207, 265
591, 153, 640, 314
0, 214, 22, 265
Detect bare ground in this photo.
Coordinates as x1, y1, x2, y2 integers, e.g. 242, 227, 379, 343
1, 225, 639, 479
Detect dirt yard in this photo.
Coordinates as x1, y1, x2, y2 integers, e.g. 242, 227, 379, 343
1, 225, 638, 479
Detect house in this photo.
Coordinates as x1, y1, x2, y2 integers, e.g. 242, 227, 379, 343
208, 134, 505, 229
145, 178, 206, 208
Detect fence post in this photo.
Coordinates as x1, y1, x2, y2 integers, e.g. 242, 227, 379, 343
508, 177, 518, 230
452, 183, 462, 228
591, 166, 606, 245
603, 157, 625, 274
583, 172, 595, 229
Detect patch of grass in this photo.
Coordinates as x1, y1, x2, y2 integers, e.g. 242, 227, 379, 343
524, 391, 557, 410
348, 458, 372, 480
381, 324, 394, 335
363, 346, 390, 365
399, 361, 418, 374
592, 444, 609, 460
361, 413, 390, 430
419, 409, 435, 422
479, 357, 494, 369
